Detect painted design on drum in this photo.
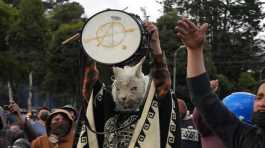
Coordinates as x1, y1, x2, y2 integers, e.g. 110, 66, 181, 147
84, 21, 137, 49
81, 10, 144, 65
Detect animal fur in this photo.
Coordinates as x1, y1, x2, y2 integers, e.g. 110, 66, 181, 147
112, 58, 149, 112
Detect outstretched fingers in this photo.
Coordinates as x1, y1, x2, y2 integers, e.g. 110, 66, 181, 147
182, 17, 199, 31
200, 23, 209, 34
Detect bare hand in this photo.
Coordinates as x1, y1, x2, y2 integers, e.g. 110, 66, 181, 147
8, 102, 21, 115
144, 22, 162, 55
210, 79, 219, 92
175, 17, 208, 50
82, 62, 99, 99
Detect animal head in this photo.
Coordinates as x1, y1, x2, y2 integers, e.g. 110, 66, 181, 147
112, 58, 147, 112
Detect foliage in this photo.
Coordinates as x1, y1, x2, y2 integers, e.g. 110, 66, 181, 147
157, 9, 216, 88
6, 0, 50, 74
161, 0, 265, 89
0, 0, 19, 81
216, 74, 235, 99
176, 0, 264, 80
48, 2, 84, 31
4, 0, 50, 102
43, 22, 84, 103
1, 0, 264, 107
238, 72, 256, 92
42, 1, 85, 105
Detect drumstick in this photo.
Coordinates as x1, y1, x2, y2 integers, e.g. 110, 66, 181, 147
62, 33, 80, 45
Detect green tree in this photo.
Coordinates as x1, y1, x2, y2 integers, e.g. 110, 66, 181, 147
216, 74, 235, 99
48, 2, 84, 31
172, 0, 264, 82
238, 72, 256, 92
42, 2, 84, 106
43, 22, 84, 105
6, 0, 50, 98
156, 9, 216, 89
0, 0, 24, 101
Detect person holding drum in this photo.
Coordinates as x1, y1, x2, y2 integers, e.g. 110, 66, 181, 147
78, 10, 180, 148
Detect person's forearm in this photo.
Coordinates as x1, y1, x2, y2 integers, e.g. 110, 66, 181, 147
16, 112, 26, 125
152, 45, 162, 55
187, 48, 206, 78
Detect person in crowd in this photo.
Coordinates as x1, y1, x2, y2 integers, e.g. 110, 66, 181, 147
31, 109, 74, 148
8, 123, 31, 148
0, 107, 6, 130
0, 107, 11, 147
193, 83, 256, 148
8, 102, 47, 141
178, 99, 202, 148
192, 109, 226, 148
78, 22, 180, 148
192, 80, 225, 148
30, 107, 50, 136
175, 17, 265, 148
61, 105, 77, 121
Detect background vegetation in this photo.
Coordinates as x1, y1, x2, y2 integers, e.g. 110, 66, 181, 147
0, 0, 264, 110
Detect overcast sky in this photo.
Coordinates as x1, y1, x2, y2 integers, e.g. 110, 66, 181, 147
70, 0, 163, 22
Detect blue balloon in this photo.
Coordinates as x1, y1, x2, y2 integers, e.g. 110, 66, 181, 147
223, 92, 256, 124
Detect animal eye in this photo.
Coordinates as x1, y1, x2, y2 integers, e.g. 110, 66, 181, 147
116, 88, 120, 91
130, 87, 137, 91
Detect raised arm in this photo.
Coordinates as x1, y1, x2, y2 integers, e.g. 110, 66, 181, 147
175, 18, 251, 148
82, 61, 100, 101
175, 17, 208, 78
144, 22, 171, 96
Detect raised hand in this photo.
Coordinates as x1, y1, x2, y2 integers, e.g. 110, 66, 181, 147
175, 17, 208, 50
144, 21, 162, 55
8, 101, 21, 114
82, 61, 99, 100
176, 18, 208, 77
210, 79, 219, 93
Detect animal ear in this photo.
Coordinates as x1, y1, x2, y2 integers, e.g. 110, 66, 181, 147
134, 57, 145, 77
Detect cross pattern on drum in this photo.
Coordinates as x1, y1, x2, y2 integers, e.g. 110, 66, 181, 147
84, 21, 137, 48
81, 9, 144, 65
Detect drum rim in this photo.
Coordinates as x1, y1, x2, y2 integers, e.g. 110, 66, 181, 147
81, 9, 145, 65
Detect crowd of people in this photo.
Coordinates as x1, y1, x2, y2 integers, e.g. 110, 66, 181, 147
0, 103, 77, 148
0, 17, 264, 148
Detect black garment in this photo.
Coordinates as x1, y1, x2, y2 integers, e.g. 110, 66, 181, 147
180, 117, 202, 148
187, 73, 265, 148
90, 81, 181, 148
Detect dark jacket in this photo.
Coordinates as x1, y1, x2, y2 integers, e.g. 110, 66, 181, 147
192, 108, 225, 148
187, 73, 265, 148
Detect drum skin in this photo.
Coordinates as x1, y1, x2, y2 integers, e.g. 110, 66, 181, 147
81, 9, 149, 66
223, 92, 256, 124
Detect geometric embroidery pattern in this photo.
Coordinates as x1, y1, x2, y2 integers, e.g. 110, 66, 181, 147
135, 97, 159, 147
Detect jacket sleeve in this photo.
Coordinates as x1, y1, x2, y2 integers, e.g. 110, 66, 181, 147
192, 108, 226, 148
187, 73, 254, 148
192, 108, 214, 137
